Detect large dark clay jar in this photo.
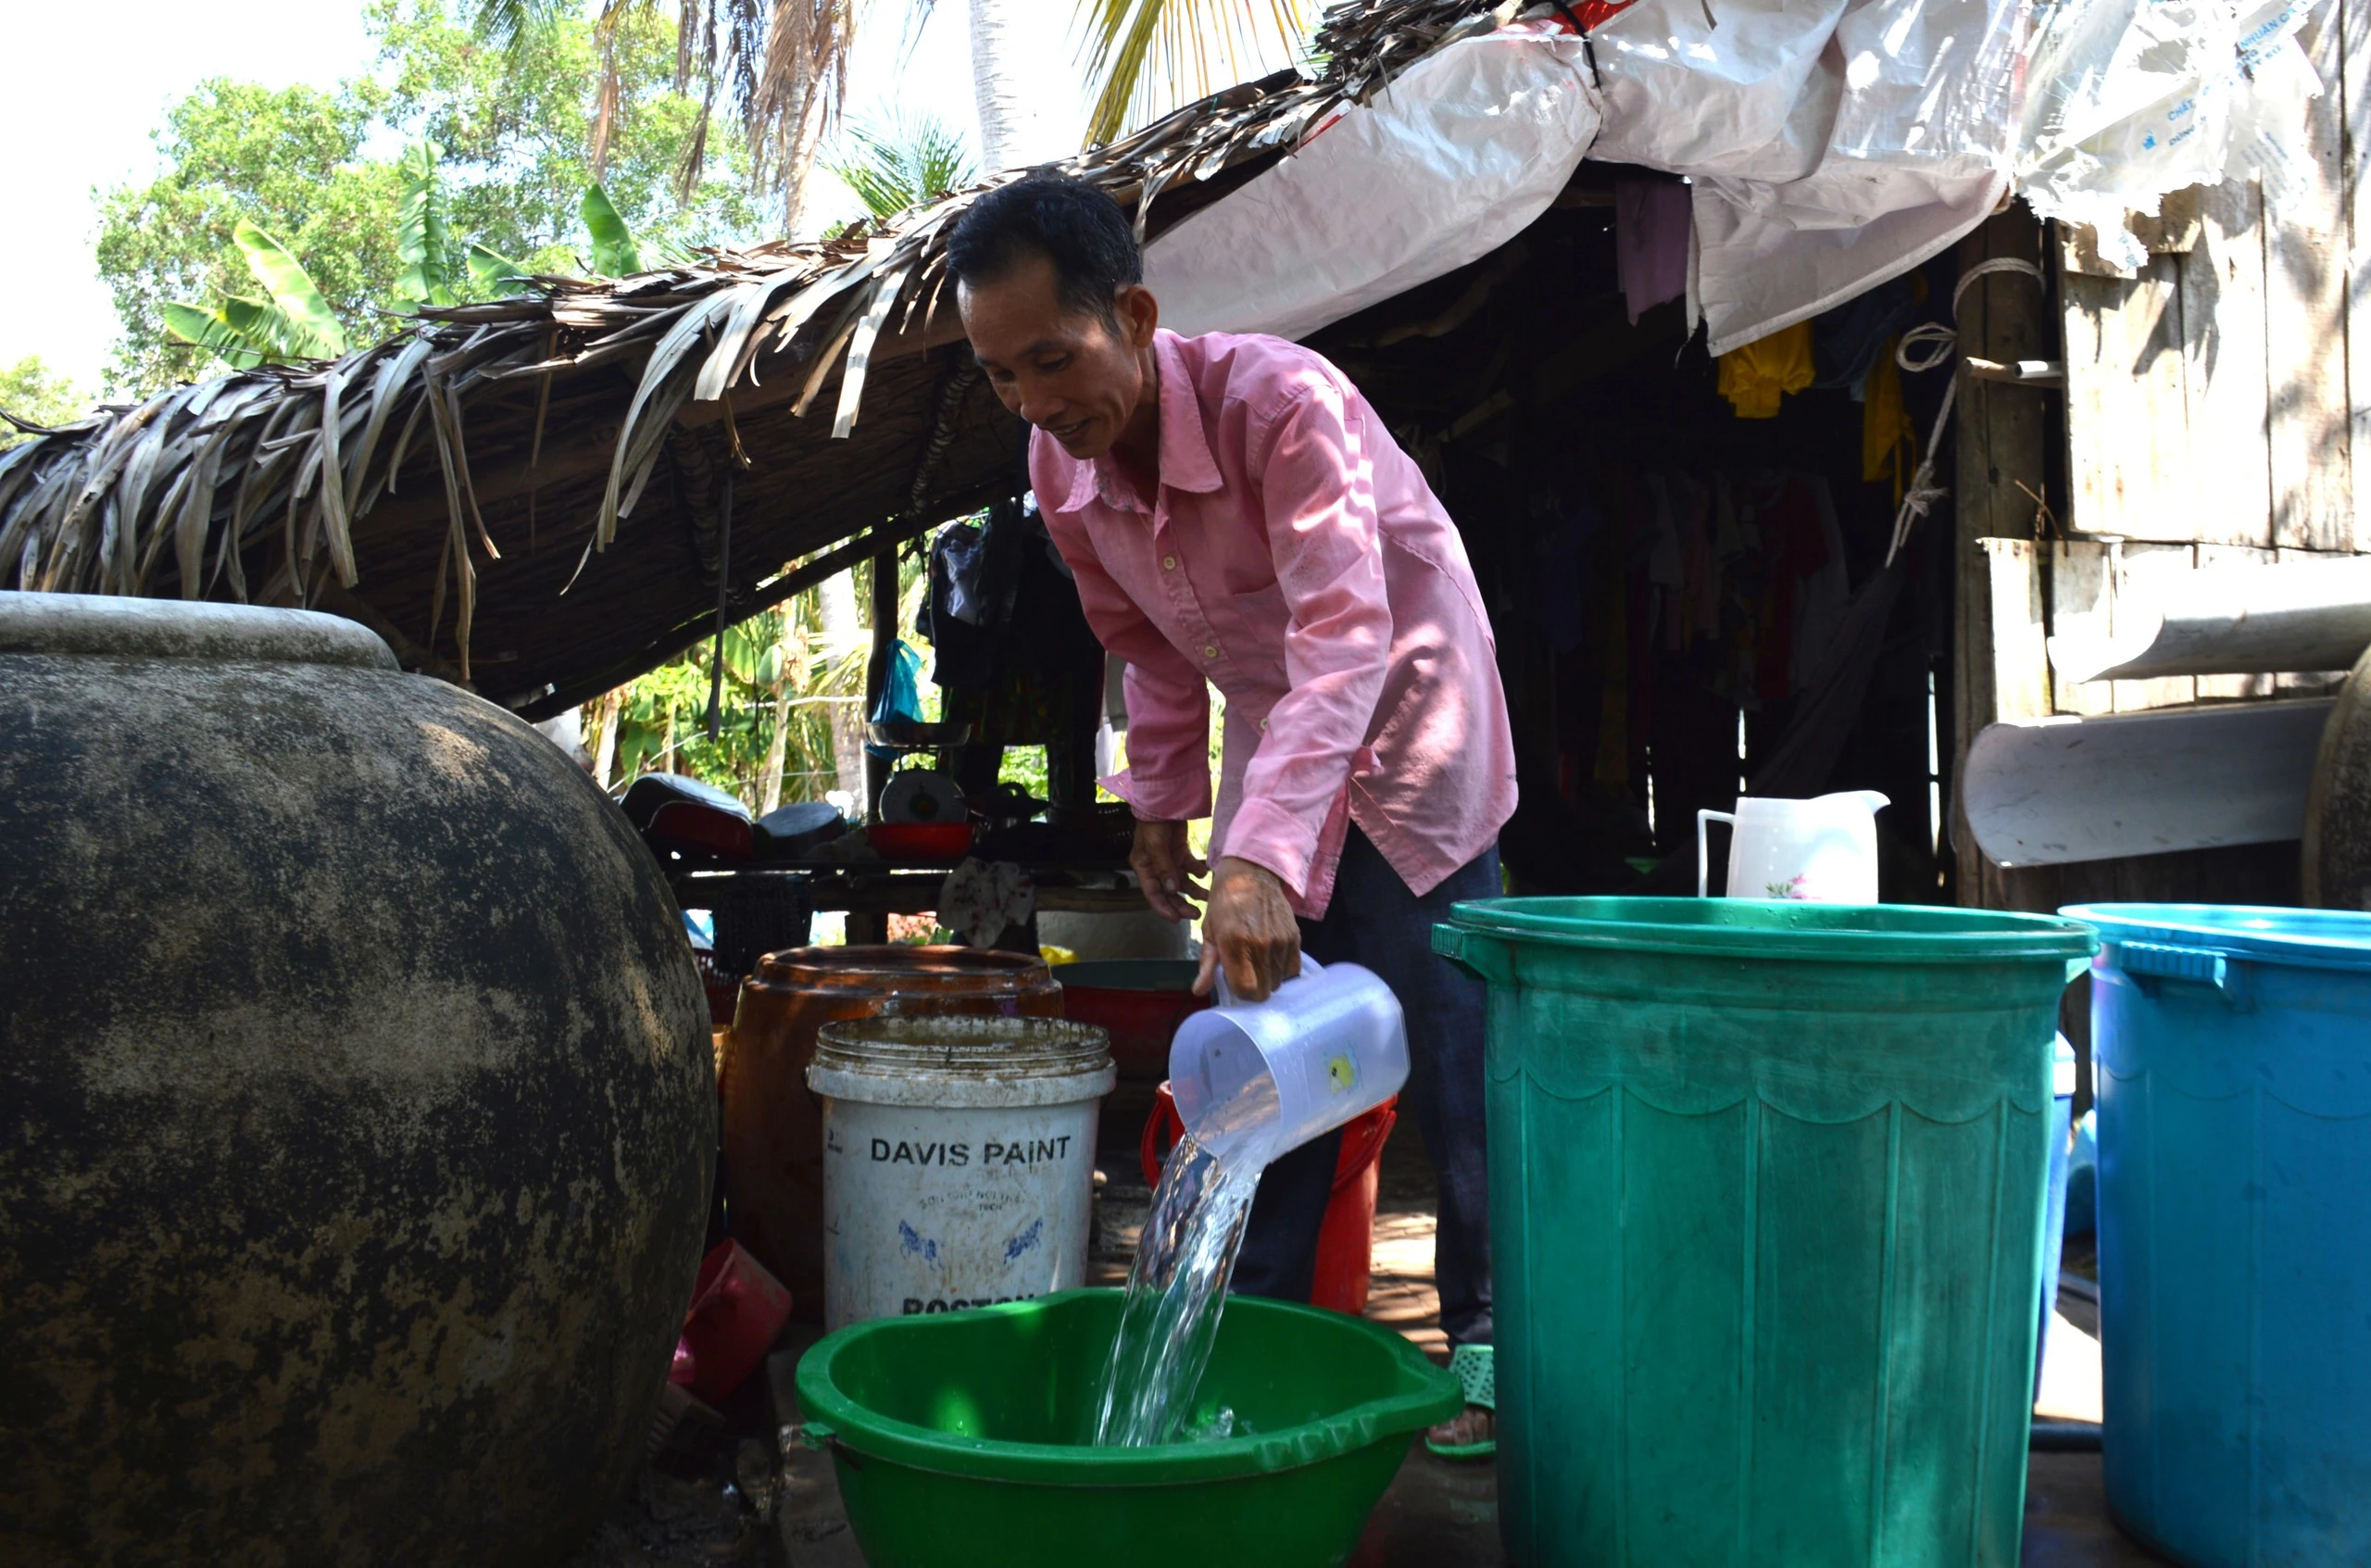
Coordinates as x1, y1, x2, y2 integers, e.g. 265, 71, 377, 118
0, 593, 714, 1566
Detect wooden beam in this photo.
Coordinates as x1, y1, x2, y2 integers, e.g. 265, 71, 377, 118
2267, 0, 2352, 551
1952, 207, 2056, 908
1979, 538, 2051, 721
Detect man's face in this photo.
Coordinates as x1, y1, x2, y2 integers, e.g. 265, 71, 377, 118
959, 252, 1157, 462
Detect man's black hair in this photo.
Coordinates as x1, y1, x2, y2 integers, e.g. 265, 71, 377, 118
946, 174, 1143, 326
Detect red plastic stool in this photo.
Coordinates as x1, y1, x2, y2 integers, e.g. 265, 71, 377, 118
1139, 1080, 1397, 1315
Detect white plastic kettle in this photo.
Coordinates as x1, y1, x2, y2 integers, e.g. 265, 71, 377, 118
1167, 958, 1408, 1169
1697, 790, 1889, 903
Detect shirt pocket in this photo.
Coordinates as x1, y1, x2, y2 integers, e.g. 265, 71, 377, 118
1214, 519, 1279, 596
1217, 582, 1291, 686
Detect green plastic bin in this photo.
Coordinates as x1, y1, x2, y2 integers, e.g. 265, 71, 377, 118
1435, 898, 2096, 1568
793, 1288, 1459, 1567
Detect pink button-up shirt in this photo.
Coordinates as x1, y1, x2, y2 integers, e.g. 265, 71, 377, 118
1032, 329, 1517, 918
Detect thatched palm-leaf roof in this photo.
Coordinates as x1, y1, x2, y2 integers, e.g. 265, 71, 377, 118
0, 0, 1503, 719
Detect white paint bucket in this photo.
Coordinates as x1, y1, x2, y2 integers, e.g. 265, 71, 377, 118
809, 1016, 1114, 1329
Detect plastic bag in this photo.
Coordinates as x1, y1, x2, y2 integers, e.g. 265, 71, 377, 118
2013, 0, 2325, 269
867, 639, 924, 729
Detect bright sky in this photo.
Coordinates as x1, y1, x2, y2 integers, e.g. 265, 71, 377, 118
0, 1, 1100, 396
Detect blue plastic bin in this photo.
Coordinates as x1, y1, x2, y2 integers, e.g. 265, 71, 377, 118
2036, 1035, 2076, 1397
2062, 905, 2371, 1568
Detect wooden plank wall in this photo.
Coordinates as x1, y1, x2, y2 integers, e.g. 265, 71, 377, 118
2059, 7, 2352, 558
1951, 1, 2365, 931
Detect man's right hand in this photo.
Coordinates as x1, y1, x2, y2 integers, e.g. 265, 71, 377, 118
1129, 819, 1208, 923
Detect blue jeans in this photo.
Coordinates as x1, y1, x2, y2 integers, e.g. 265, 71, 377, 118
1229, 828, 1499, 1346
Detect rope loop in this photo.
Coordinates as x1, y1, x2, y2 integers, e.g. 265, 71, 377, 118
1882, 257, 2047, 568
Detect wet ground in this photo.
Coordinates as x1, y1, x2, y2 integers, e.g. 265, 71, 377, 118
580, 1126, 2168, 1565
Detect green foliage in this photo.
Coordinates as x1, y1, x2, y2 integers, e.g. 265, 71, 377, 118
163, 220, 355, 369
97, 79, 397, 391
159, 298, 279, 372
375, 0, 758, 267
825, 115, 978, 222
604, 546, 947, 808
395, 140, 460, 307
608, 588, 871, 805
97, 0, 763, 395
580, 183, 642, 277
467, 242, 535, 296
0, 358, 92, 450
1077, 0, 1313, 146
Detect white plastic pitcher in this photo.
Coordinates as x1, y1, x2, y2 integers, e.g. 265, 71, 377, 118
1167, 957, 1407, 1168
1697, 790, 1888, 902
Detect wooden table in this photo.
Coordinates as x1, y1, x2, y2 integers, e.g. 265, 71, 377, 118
668, 859, 1141, 960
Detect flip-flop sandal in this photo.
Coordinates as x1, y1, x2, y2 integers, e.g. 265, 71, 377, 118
1424, 1343, 1496, 1461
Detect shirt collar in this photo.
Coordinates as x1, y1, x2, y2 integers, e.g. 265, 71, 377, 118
1149, 330, 1223, 496
1071, 330, 1223, 515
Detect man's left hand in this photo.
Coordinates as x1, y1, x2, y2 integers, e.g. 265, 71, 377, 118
1196, 857, 1301, 1002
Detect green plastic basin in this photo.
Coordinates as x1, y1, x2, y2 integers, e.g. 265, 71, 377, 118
794, 1288, 1459, 1567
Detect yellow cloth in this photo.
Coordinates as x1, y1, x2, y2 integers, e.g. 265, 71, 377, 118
1715, 321, 1814, 419
1862, 336, 1918, 489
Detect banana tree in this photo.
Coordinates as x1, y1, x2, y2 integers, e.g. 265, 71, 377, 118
162, 220, 350, 370
166, 144, 659, 371
580, 182, 643, 276
395, 138, 546, 300
395, 141, 460, 308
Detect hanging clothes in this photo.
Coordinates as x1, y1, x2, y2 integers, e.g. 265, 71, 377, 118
1793, 477, 1851, 691
921, 497, 1028, 689
1811, 276, 1924, 395
1862, 337, 1918, 489
1747, 476, 1831, 706
1715, 320, 1815, 419
1614, 179, 1691, 324
1644, 473, 1683, 649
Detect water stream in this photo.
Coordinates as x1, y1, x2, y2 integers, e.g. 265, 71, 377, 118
1091, 1130, 1265, 1447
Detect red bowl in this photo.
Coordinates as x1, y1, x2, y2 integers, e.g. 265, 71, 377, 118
866, 822, 974, 861
1053, 960, 1209, 1081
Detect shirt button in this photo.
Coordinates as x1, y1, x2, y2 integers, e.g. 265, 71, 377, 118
1260, 717, 1270, 732
1203, 645, 1220, 660
1163, 555, 1178, 571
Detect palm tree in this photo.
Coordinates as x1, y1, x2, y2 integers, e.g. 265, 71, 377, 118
1073, 0, 1313, 147
470, 0, 860, 235
917, 1, 1313, 167
965, 0, 1029, 169
825, 113, 978, 221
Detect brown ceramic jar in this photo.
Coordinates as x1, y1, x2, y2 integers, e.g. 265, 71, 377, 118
721, 946, 1061, 1316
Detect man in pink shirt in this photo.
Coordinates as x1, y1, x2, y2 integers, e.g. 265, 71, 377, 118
949, 176, 1515, 1449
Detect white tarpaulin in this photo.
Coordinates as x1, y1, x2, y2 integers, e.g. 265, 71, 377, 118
1592, 0, 2032, 355
1143, 23, 1601, 343
1587, 0, 1850, 182
1142, 0, 2320, 358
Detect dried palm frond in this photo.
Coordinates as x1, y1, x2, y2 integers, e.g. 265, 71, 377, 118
5, 0, 1501, 690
